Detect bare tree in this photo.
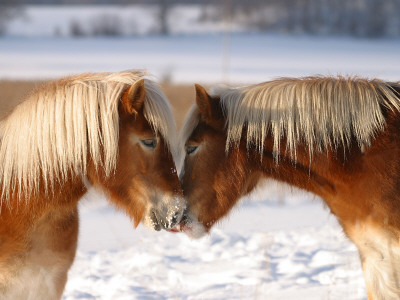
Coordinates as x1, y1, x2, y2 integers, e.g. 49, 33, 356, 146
363, 0, 389, 37
69, 19, 86, 37
156, 0, 171, 35
0, 0, 21, 35
90, 13, 123, 36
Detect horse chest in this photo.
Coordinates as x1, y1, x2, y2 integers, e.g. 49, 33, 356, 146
0, 208, 78, 300
0, 248, 71, 300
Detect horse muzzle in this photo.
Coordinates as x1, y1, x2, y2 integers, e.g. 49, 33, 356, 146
167, 209, 207, 239
166, 212, 188, 233
150, 209, 182, 231
146, 195, 186, 231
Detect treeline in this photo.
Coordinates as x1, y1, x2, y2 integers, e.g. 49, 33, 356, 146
273, 0, 400, 37
208, 0, 400, 37
1, 0, 400, 37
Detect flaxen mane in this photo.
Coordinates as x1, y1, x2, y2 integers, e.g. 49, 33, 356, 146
182, 76, 400, 160
0, 71, 177, 202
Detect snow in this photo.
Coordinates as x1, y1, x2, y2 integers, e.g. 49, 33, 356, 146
1, 34, 400, 86
64, 182, 366, 299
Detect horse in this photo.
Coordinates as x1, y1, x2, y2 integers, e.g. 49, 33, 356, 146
176, 76, 400, 299
0, 71, 185, 299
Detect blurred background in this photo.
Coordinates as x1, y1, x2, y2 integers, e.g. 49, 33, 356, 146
3, 0, 400, 37
1, 0, 400, 123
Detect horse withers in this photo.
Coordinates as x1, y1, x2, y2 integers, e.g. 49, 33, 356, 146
176, 76, 400, 299
0, 71, 185, 299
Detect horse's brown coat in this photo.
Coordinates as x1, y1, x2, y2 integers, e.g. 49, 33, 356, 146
0, 73, 184, 299
181, 80, 400, 299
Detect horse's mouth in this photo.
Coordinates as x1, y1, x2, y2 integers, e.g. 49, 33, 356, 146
166, 211, 207, 239
167, 213, 188, 233
167, 221, 185, 233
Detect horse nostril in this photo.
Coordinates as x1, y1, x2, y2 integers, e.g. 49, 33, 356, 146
151, 210, 161, 231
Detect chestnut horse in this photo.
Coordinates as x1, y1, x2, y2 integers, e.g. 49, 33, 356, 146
0, 71, 185, 299
178, 76, 400, 299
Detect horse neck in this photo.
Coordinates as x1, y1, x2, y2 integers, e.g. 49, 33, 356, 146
257, 140, 340, 199
252, 121, 400, 230
0, 174, 86, 229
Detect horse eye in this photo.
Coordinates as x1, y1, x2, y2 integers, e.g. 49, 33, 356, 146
141, 138, 157, 149
186, 145, 198, 155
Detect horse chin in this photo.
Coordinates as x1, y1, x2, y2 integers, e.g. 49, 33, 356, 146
168, 212, 207, 239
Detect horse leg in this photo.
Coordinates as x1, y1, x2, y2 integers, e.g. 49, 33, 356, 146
346, 221, 400, 300
0, 205, 79, 300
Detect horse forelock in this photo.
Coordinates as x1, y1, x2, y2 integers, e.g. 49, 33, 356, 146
178, 105, 201, 170
142, 79, 179, 165
216, 76, 400, 160
0, 70, 177, 203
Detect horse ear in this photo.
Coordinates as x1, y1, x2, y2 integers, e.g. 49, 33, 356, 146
195, 84, 217, 123
121, 78, 146, 115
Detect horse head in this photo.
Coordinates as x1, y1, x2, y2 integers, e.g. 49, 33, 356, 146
87, 77, 186, 231
177, 84, 257, 238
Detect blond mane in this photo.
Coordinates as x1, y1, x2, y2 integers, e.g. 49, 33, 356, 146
0, 71, 177, 202
182, 76, 400, 160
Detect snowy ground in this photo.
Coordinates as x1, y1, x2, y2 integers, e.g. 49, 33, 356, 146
1, 34, 400, 85
2, 6, 398, 298
64, 182, 366, 300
